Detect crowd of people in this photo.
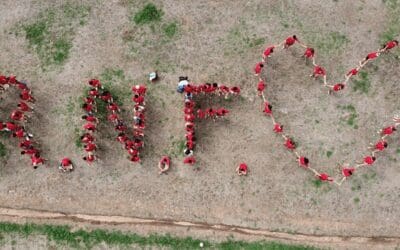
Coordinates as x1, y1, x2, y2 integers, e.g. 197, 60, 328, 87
178, 77, 239, 165
255, 35, 399, 185
80, 79, 147, 164
0, 74, 46, 169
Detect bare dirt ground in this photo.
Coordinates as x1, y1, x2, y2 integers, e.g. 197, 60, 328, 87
1, 0, 400, 249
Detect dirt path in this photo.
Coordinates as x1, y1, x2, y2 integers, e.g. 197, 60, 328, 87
0, 206, 399, 249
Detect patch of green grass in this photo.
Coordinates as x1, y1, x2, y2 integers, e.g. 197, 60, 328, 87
162, 22, 178, 38
380, 0, 400, 45
0, 142, 6, 158
352, 71, 371, 94
74, 128, 83, 149
312, 179, 323, 188
0, 222, 318, 249
353, 197, 360, 203
326, 150, 333, 158
306, 31, 349, 55
396, 148, 400, 155
21, 4, 90, 68
339, 105, 358, 128
133, 3, 163, 25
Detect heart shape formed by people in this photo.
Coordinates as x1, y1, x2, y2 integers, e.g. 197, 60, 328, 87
254, 36, 400, 186
0, 75, 45, 168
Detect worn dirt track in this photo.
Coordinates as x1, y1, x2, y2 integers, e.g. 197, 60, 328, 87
0, 206, 399, 249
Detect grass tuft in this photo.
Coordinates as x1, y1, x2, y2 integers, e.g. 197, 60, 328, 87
352, 71, 371, 94
163, 22, 178, 38
0, 222, 318, 249
0, 142, 6, 158
133, 3, 163, 25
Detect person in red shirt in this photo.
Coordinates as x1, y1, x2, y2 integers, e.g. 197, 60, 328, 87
185, 114, 195, 122
317, 173, 333, 182
132, 85, 147, 95
12, 127, 32, 139
183, 156, 195, 165
107, 102, 120, 113
83, 122, 96, 132
372, 140, 388, 152
284, 138, 296, 150
59, 157, 74, 172
380, 126, 396, 138
21, 146, 39, 156
283, 35, 298, 48
346, 68, 359, 77
273, 123, 283, 133
362, 156, 376, 165
19, 138, 33, 149
262, 101, 272, 115
254, 62, 264, 76
129, 155, 141, 162
360, 51, 380, 66
20, 89, 35, 102
297, 156, 309, 168
132, 94, 145, 104
117, 132, 128, 145
236, 163, 248, 176
262, 46, 275, 61
88, 88, 99, 97
88, 79, 102, 89
5, 122, 19, 132
108, 113, 119, 124
81, 115, 98, 123
100, 91, 113, 103
127, 147, 139, 157
84, 96, 95, 105
81, 133, 94, 144
159, 156, 171, 174
229, 86, 241, 96
328, 83, 345, 94
82, 103, 96, 113
31, 153, 45, 169
303, 47, 315, 59
83, 154, 96, 164
342, 167, 355, 178
381, 40, 398, 51
17, 101, 33, 112
257, 80, 265, 96
218, 85, 230, 97
84, 142, 97, 154
196, 109, 206, 119
10, 110, 27, 122
216, 108, 229, 117
311, 65, 326, 79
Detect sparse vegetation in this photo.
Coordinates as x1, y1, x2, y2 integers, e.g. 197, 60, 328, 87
163, 22, 178, 38
0, 142, 6, 158
339, 105, 358, 129
380, 0, 400, 46
306, 31, 349, 55
0, 222, 318, 250
21, 4, 90, 68
352, 71, 371, 94
133, 3, 163, 25
326, 150, 333, 158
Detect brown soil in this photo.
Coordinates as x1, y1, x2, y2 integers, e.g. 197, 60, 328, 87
0, 0, 400, 249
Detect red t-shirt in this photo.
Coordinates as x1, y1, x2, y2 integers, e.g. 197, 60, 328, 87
298, 157, 309, 167
318, 173, 331, 181
382, 126, 395, 135
285, 36, 296, 46
366, 52, 379, 60
257, 81, 265, 92
333, 83, 344, 91
254, 62, 264, 74
89, 79, 101, 88
61, 158, 72, 166
285, 139, 296, 150
263, 102, 272, 115
304, 48, 314, 58
18, 101, 30, 112
313, 66, 326, 76
239, 163, 248, 172
375, 141, 387, 151
386, 40, 398, 50
183, 156, 196, 165
10, 110, 24, 121
263, 46, 275, 57
273, 123, 283, 133
364, 156, 375, 165
230, 87, 240, 94
347, 68, 358, 76
342, 168, 355, 177
85, 143, 97, 152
